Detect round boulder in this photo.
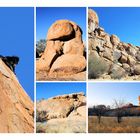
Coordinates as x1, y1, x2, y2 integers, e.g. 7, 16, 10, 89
134, 64, 140, 75
47, 20, 74, 40
110, 34, 120, 46
49, 54, 86, 76
88, 9, 99, 25
110, 64, 126, 79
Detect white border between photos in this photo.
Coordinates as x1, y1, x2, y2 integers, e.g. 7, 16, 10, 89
0, 0, 140, 140
0, 133, 140, 140
34, 7, 36, 133
0, 0, 140, 7
86, 7, 88, 134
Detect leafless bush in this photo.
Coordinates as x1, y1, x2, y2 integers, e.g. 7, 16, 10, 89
93, 105, 107, 124
112, 99, 126, 123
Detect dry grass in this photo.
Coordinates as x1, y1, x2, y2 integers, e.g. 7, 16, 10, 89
88, 116, 140, 133
36, 71, 86, 81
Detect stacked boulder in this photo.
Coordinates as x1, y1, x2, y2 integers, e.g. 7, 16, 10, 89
36, 92, 86, 133
88, 9, 140, 80
36, 20, 86, 80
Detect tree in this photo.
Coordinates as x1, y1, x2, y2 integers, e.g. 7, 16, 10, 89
112, 99, 126, 123
36, 39, 46, 58
93, 105, 107, 124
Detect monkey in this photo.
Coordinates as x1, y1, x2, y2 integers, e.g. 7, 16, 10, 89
0, 55, 19, 73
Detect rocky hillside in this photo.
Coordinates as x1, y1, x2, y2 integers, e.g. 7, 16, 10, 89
88, 9, 140, 80
0, 58, 34, 133
36, 92, 86, 133
36, 19, 86, 81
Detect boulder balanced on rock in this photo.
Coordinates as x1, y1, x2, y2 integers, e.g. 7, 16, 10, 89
36, 20, 86, 79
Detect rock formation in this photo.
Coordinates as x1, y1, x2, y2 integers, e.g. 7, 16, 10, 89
36, 92, 86, 133
36, 20, 86, 81
0, 58, 34, 133
88, 9, 140, 80
0, 55, 19, 73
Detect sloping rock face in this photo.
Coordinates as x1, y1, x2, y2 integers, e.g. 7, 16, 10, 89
36, 92, 86, 133
0, 59, 34, 133
36, 20, 86, 81
88, 9, 140, 80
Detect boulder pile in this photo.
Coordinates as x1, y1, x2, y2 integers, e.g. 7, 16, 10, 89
88, 9, 140, 80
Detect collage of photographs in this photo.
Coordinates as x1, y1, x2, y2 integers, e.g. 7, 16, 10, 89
0, 7, 140, 133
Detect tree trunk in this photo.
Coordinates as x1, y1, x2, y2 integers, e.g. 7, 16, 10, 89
117, 116, 122, 123
98, 115, 101, 124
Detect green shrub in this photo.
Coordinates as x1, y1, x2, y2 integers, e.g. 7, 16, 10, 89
88, 54, 110, 79
36, 39, 46, 53
36, 110, 47, 122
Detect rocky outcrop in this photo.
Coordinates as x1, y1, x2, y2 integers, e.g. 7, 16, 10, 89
36, 92, 86, 133
88, 9, 140, 80
0, 58, 34, 133
0, 55, 19, 73
36, 20, 86, 81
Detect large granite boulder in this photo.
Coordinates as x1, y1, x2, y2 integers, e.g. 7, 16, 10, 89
36, 92, 86, 133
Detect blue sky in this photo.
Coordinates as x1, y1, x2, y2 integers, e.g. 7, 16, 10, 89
88, 83, 140, 107
0, 8, 34, 101
36, 7, 86, 42
36, 82, 86, 101
90, 7, 140, 46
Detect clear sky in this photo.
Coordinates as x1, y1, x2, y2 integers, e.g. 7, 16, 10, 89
36, 82, 86, 101
90, 7, 140, 46
0, 8, 34, 101
36, 7, 86, 42
88, 83, 140, 107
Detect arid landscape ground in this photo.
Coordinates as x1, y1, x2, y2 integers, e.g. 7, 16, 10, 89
88, 116, 140, 133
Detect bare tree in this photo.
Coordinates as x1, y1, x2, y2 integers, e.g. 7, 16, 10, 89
93, 105, 107, 124
112, 99, 126, 123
